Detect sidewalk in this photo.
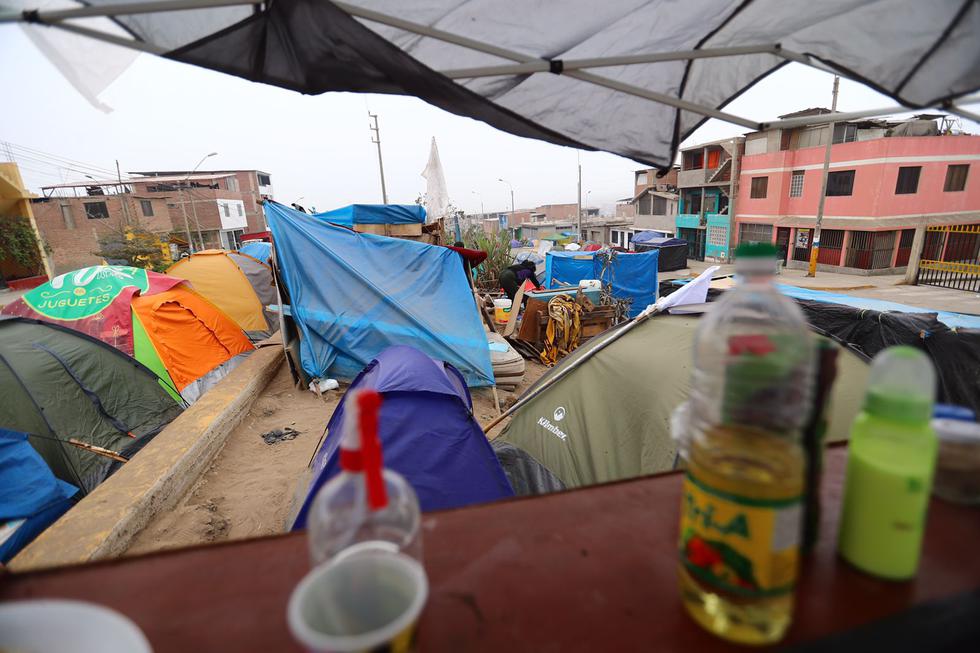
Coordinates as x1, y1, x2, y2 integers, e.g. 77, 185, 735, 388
686, 260, 980, 316
0, 288, 27, 307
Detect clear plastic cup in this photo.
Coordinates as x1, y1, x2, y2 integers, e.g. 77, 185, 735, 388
288, 550, 428, 653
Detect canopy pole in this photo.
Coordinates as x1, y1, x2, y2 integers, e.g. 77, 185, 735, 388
0, 0, 257, 23
46, 21, 168, 56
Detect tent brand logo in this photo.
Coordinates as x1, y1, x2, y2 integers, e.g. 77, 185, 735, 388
537, 417, 568, 441
553, 406, 566, 422
24, 265, 149, 320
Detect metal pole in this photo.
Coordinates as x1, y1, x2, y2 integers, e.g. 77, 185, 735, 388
115, 159, 132, 225
178, 186, 194, 253
577, 156, 583, 241
190, 188, 205, 249
368, 113, 388, 204
807, 77, 840, 277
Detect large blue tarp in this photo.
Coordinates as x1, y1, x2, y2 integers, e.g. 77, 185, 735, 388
544, 250, 659, 318
314, 204, 426, 226
265, 202, 494, 386
0, 429, 78, 563
292, 346, 514, 529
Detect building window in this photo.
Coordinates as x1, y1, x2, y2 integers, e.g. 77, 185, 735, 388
682, 189, 702, 214
797, 126, 827, 149
237, 204, 243, 216
826, 170, 855, 196
750, 176, 768, 199
60, 204, 75, 229
789, 170, 804, 197
832, 124, 857, 144
739, 223, 773, 245
895, 166, 921, 194
257, 173, 271, 186
140, 199, 153, 217
707, 225, 727, 247
223, 203, 231, 217
84, 201, 109, 219
683, 151, 703, 170
944, 164, 969, 192
226, 177, 240, 192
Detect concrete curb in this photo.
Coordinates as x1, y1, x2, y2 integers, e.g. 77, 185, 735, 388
11, 345, 284, 571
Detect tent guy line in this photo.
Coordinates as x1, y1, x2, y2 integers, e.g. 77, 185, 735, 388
4, 0, 979, 133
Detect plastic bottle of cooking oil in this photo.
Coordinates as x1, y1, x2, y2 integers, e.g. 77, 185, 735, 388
676, 243, 815, 645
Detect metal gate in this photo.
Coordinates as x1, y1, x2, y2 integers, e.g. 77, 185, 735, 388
679, 227, 705, 261
917, 224, 980, 292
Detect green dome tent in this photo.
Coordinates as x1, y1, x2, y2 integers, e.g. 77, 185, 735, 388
0, 316, 185, 494
498, 314, 871, 491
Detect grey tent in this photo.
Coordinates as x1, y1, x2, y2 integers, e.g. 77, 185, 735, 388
497, 314, 871, 490
0, 317, 184, 494
4, 0, 979, 168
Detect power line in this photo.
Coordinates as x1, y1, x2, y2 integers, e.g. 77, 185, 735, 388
1, 140, 119, 178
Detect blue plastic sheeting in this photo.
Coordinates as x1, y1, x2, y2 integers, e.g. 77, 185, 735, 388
0, 429, 78, 563
776, 284, 980, 330
635, 236, 687, 247
545, 250, 660, 318
239, 241, 271, 263
314, 204, 426, 226
265, 202, 494, 387
292, 346, 514, 529
632, 230, 671, 244
544, 251, 596, 288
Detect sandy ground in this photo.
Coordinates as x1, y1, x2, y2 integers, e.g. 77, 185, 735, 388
127, 364, 338, 555
126, 354, 549, 556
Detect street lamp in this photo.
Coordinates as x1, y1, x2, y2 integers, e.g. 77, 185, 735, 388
498, 178, 514, 234
179, 151, 217, 252
471, 190, 485, 218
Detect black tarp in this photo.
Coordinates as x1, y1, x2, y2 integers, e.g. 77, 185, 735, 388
798, 300, 980, 415
634, 239, 689, 272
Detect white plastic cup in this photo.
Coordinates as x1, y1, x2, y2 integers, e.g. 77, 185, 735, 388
288, 550, 428, 653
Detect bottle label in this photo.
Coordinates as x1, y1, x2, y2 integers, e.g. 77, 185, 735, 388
679, 472, 802, 598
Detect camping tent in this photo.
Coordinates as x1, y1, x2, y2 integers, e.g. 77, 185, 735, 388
0, 317, 184, 493
167, 249, 279, 341
2, 265, 254, 403
8, 2, 978, 171
498, 313, 871, 490
0, 428, 78, 563
265, 201, 494, 387
544, 250, 659, 318
632, 235, 689, 272
239, 241, 272, 263
292, 346, 514, 529
314, 204, 426, 227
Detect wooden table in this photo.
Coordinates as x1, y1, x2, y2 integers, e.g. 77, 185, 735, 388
2, 447, 978, 651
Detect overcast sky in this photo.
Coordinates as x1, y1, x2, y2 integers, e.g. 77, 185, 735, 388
2, 24, 977, 216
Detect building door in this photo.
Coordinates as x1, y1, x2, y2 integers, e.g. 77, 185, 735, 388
792, 228, 812, 263
776, 227, 791, 263
679, 227, 705, 261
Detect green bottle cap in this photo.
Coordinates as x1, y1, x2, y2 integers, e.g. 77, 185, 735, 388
735, 242, 779, 258
862, 346, 936, 423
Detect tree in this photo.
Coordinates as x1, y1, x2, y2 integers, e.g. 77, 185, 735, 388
95, 220, 170, 271
0, 215, 46, 278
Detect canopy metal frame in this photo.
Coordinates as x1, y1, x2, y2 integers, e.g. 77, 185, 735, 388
3, 0, 978, 132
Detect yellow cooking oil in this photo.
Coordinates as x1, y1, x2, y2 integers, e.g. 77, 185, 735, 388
678, 425, 804, 645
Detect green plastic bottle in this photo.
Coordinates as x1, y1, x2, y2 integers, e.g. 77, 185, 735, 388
837, 346, 938, 580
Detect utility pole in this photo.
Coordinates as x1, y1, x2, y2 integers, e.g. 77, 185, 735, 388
808, 76, 840, 277
498, 178, 515, 235
577, 154, 583, 241
178, 187, 195, 253
368, 112, 389, 204
115, 159, 132, 225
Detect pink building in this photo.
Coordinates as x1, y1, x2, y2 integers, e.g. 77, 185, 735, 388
735, 131, 980, 273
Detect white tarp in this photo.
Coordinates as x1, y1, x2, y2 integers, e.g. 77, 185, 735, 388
420, 136, 449, 222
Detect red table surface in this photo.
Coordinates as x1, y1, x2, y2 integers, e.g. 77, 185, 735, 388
2, 447, 978, 652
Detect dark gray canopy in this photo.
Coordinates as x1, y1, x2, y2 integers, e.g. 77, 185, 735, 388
5, 0, 980, 166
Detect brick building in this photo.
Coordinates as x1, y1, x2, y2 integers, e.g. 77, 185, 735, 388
32, 169, 274, 274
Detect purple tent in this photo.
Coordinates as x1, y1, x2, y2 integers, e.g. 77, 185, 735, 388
292, 346, 514, 529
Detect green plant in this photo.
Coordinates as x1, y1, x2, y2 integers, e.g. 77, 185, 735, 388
0, 216, 44, 271
94, 220, 169, 270
461, 226, 513, 291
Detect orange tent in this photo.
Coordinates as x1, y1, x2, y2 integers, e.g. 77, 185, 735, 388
131, 285, 253, 394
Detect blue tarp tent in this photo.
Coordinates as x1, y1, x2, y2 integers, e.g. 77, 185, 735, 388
544, 250, 659, 318
265, 202, 494, 387
314, 204, 426, 226
239, 241, 271, 263
632, 230, 673, 244
292, 346, 514, 529
0, 429, 78, 563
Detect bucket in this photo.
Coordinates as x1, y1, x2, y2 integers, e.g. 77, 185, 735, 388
493, 298, 512, 324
